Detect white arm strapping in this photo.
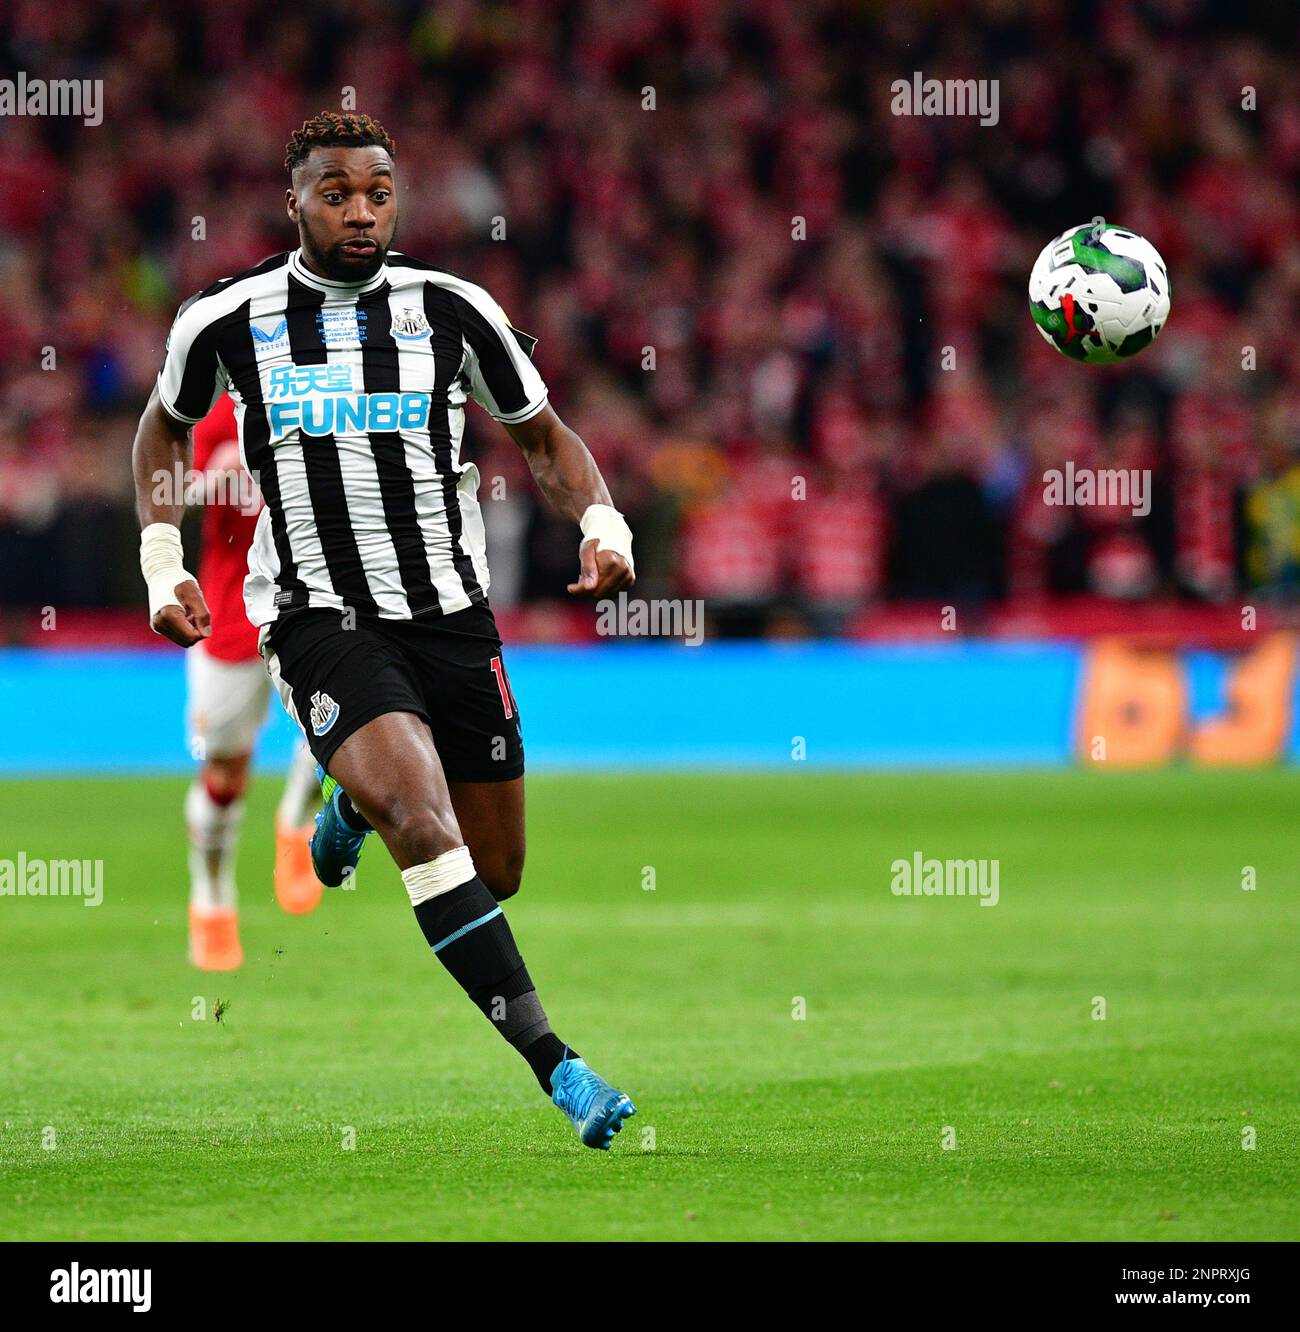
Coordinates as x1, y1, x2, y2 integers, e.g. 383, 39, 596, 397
139, 522, 197, 623
579, 503, 634, 577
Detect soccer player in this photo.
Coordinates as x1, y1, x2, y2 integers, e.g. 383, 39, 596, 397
131, 112, 638, 1149
185, 392, 323, 972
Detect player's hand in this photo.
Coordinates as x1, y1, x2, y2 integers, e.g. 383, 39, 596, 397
567, 540, 635, 598
151, 579, 212, 647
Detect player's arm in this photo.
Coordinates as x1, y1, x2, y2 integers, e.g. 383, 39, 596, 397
131, 384, 212, 647
504, 403, 635, 598
456, 281, 633, 598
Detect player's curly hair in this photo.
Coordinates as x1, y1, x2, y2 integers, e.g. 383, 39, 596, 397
284, 111, 396, 176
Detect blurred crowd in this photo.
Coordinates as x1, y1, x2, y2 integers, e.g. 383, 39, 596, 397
1, 0, 1298, 636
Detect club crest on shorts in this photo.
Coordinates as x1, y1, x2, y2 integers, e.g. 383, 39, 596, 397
391, 307, 432, 341
310, 690, 340, 736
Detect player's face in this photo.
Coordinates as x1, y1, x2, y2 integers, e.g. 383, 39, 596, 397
287, 146, 398, 282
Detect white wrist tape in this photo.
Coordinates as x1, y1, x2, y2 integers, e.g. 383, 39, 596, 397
579, 503, 634, 577
140, 522, 196, 622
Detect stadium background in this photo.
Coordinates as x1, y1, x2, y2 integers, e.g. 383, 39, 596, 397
2, 0, 1298, 1247
2, 0, 1298, 621
1, 0, 1298, 769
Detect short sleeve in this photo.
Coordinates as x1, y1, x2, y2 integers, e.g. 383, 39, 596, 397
454, 285, 548, 424
157, 294, 226, 425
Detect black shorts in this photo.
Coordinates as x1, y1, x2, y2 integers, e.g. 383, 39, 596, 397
262, 604, 524, 782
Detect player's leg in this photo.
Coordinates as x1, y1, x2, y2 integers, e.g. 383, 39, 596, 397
325, 711, 460, 865
278, 740, 320, 829
327, 711, 635, 1148
185, 649, 265, 970
416, 606, 527, 901
264, 609, 635, 1147
273, 740, 323, 914
185, 755, 250, 973
261, 613, 387, 889
412, 607, 633, 1145
446, 777, 525, 901
440, 777, 633, 1147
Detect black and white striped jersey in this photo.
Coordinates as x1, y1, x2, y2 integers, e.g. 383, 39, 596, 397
156, 248, 548, 626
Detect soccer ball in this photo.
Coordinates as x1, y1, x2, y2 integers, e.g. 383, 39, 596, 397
1028, 223, 1170, 363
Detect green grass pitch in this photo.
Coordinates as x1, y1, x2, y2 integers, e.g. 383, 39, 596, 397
1, 769, 1296, 1241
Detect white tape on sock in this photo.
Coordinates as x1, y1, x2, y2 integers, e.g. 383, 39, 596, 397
401, 846, 476, 907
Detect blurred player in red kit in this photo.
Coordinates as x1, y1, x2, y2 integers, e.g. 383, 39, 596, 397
185, 393, 322, 970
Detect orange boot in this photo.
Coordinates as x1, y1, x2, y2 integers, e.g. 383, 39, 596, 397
275, 823, 323, 915
189, 904, 243, 971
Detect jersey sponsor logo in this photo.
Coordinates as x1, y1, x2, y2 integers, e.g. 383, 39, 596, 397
316, 306, 367, 348
267, 392, 433, 442
250, 317, 291, 355
263, 363, 433, 442
310, 690, 340, 736
392, 307, 432, 341
268, 364, 354, 397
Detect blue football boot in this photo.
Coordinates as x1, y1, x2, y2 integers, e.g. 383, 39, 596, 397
309, 765, 371, 888
550, 1053, 637, 1150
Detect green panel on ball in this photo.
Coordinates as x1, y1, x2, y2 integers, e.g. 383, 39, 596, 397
1069, 232, 1146, 293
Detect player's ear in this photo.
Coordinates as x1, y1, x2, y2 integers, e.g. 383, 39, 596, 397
286, 187, 299, 222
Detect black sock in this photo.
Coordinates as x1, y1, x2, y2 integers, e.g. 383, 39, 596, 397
522, 1032, 576, 1092
337, 790, 372, 832
412, 876, 565, 1093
